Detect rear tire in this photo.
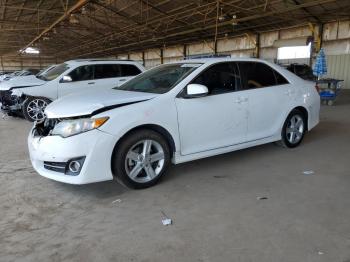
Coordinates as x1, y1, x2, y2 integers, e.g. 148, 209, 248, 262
278, 109, 306, 148
22, 96, 51, 122
112, 129, 171, 189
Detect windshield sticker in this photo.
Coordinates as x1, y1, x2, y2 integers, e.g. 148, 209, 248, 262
181, 63, 202, 68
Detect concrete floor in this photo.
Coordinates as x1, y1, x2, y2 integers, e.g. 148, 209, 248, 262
1, 92, 350, 262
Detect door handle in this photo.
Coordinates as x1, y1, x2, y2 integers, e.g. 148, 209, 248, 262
88, 82, 95, 85
234, 97, 248, 104
285, 89, 295, 96
119, 78, 127, 82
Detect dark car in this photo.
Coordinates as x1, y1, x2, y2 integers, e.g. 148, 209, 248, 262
286, 63, 316, 81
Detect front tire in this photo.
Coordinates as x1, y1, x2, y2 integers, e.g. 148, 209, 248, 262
112, 129, 171, 189
22, 97, 51, 122
279, 109, 306, 148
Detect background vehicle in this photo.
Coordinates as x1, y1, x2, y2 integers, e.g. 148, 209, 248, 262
0, 65, 56, 87
28, 58, 320, 189
0, 59, 145, 121
0, 69, 40, 82
286, 63, 316, 81
0, 71, 14, 76
0, 65, 56, 118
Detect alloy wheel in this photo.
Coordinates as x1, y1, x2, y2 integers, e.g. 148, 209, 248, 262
27, 98, 48, 121
125, 139, 165, 183
286, 115, 304, 144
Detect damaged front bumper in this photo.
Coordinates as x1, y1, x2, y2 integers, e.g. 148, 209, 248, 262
0, 90, 23, 116
28, 119, 116, 184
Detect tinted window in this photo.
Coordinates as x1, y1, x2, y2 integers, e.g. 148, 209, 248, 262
238, 62, 275, 89
68, 65, 94, 82
274, 70, 289, 85
238, 62, 289, 89
192, 62, 239, 95
120, 64, 141, 76
94, 64, 120, 79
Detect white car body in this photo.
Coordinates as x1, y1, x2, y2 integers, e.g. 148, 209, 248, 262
0, 65, 56, 91
0, 71, 23, 82
1, 60, 145, 121
0, 69, 40, 82
28, 58, 320, 185
2, 60, 145, 99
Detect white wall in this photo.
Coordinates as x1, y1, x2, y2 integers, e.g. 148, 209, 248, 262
117, 20, 350, 88
0, 55, 58, 71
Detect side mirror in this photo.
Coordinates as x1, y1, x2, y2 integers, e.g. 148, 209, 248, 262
184, 84, 209, 98
61, 75, 72, 83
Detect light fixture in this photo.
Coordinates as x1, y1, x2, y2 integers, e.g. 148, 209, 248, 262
20, 47, 40, 54
218, 8, 228, 22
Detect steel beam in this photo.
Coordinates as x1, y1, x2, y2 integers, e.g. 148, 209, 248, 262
20, 0, 89, 53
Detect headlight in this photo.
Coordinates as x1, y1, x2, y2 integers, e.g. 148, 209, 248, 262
52, 117, 109, 138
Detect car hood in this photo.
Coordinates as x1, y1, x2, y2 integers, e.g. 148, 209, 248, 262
45, 89, 159, 118
0, 75, 45, 91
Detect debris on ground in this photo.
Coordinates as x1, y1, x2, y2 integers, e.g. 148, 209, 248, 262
302, 170, 315, 175
1, 114, 9, 120
112, 199, 122, 204
318, 251, 324, 255
162, 218, 172, 226
161, 211, 172, 226
257, 196, 268, 200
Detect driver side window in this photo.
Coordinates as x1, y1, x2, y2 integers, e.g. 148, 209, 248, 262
191, 62, 239, 95
67, 65, 94, 82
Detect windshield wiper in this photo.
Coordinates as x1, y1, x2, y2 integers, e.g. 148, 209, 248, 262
36, 75, 48, 81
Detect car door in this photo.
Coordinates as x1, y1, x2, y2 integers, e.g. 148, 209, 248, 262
93, 64, 122, 89
237, 62, 293, 141
175, 62, 248, 156
58, 65, 95, 98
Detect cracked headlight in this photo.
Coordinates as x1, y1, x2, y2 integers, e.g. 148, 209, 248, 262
52, 117, 109, 138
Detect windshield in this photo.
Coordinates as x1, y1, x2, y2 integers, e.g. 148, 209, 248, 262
37, 65, 55, 76
39, 63, 69, 81
115, 63, 202, 94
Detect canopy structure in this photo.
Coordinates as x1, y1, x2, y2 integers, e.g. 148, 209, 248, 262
0, 0, 349, 59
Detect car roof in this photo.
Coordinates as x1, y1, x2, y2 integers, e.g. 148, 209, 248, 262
64, 59, 141, 66
175, 57, 272, 64
167, 57, 303, 83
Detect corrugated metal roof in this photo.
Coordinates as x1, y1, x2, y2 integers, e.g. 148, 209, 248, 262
0, 0, 349, 59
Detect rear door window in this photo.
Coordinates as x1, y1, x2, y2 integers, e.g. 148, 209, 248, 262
120, 64, 142, 76
238, 62, 288, 90
274, 70, 289, 85
94, 64, 121, 79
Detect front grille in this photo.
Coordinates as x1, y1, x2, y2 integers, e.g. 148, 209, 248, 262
43, 161, 66, 173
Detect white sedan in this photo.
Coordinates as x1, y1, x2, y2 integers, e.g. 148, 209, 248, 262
28, 58, 320, 189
